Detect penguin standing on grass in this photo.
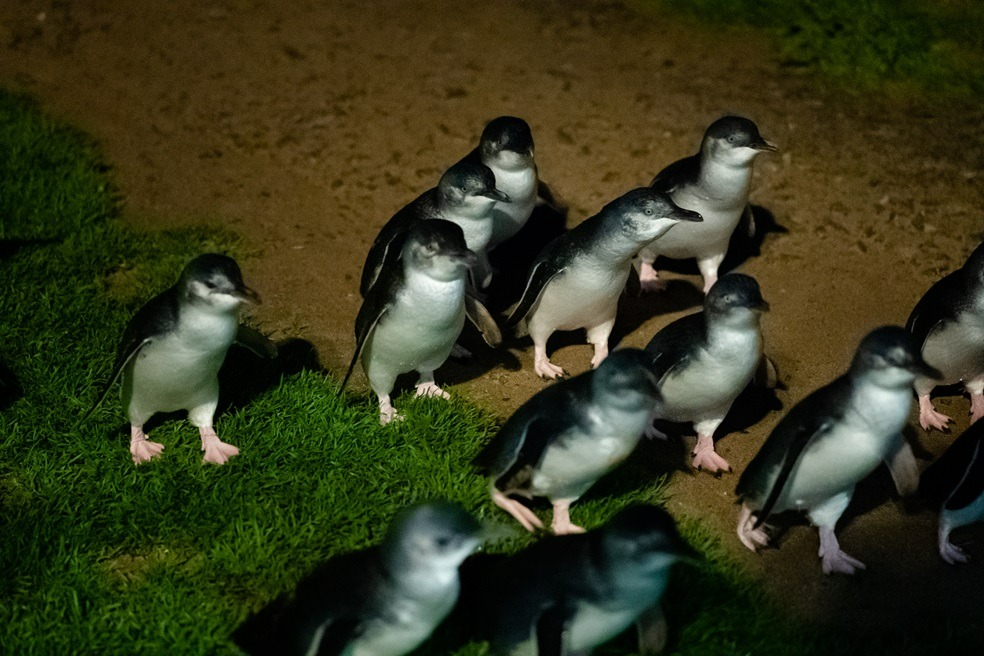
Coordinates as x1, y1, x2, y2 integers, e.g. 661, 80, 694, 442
474, 348, 660, 535
644, 273, 772, 474
736, 326, 937, 575
88, 254, 275, 465
232, 501, 484, 656
638, 116, 777, 294
344, 220, 501, 424
508, 188, 701, 380
906, 240, 984, 431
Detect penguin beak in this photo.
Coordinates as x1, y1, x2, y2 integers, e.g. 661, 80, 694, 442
484, 188, 511, 203
753, 299, 770, 312
669, 207, 703, 223
454, 249, 479, 268
233, 285, 261, 305
910, 358, 942, 380
753, 138, 779, 153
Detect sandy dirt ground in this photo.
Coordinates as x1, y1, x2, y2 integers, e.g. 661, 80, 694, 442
2, 0, 983, 648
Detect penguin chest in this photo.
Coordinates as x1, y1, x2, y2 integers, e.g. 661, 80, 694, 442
350, 586, 457, 656
532, 260, 628, 332
648, 176, 749, 259
658, 330, 762, 422
922, 314, 984, 385
531, 411, 647, 500
452, 215, 495, 256
125, 314, 237, 413
565, 601, 647, 653
780, 388, 909, 511
490, 166, 537, 243
366, 280, 466, 374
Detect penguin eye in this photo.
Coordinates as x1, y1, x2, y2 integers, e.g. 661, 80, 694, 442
434, 536, 453, 549
644, 208, 653, 216
204, 281, 217, 290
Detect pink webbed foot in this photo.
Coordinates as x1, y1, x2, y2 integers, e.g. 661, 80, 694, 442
379, 398, 405, 426
199, 427, 239, 465
940, 527, 971, 565
692, 433, 731, 475
737, 503, 769, 552
639, 262, 667, 293
970, 394, 984, 424
818, 527, 865, 575
491, 488, 544, 532
534, 357, 566, 380
551, 500, 585, 535
589, 344, 609, 369
415, 381, 451, 400
130, 427, 164, 465
918, 395, 952, 432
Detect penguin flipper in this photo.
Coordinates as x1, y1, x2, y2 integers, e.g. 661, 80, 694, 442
81, 337, 152, 421
343, 266, 403, 391
649, 154, 698, 194
535, 179, 569, 216
884, 435, 919, 497
921, 423, 984, 510
644, 312, 706, 386
754, 354, 779, 389
905, 270, 964, 349
465, 290, 502, 347
506, 259, 565, 328
236, 324, 278, 359
636, 604, 669, 656
535, 602, 575, 656
359, 193, 433, 296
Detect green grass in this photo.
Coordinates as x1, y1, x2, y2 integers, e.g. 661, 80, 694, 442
0, 89, 973, 654
631, 0, 984, 97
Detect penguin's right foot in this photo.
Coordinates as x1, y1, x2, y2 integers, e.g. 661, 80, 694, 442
130, 427, 164, 465
969, 393, 984, 424
638, 262, 667, 293
918, 396, 951, 431
491, 489, 544, 532
737, 504, 769, 552
818, 527, 865, 575
200, 427, 240, 465
534, 357, 566, 380
415, 381, 450, 400
940, 538, 970, 565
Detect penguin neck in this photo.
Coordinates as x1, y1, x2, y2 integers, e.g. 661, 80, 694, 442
697, 152, 755, 200
593, 219, 654, 264
705, 310, 763, 347
383, 551, 459, 598
176, 297, 240, 345
402, 267, 466, 303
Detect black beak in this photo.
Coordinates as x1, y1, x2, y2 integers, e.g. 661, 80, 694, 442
456, 249, 479, 267
669, 207, 703, 223
484, 188, 511, 203
233, 285, 261, 304
754, 138, 779, 153
753, 299, 770, 312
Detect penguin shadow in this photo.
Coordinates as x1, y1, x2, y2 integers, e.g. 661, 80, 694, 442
0, 237, 60, 260
610, 278, 704, 347
124, 337, 323, 439
0, 358, 23, 411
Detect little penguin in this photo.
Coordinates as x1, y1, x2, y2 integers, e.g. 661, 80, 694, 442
462, 504, 696, 656
344, 219, 501, 425
88, 254, 276, 465
473, 348, 660, 535
644, 273, 770, 474
638, 116, 777, 294
735, 326, 939, 575
458, 116, 562, 251
507, 187, 702, 380
905, 240, 984, 431
919, 420, 984, 564
360, 159, 510, 294
232, 500, 484, 656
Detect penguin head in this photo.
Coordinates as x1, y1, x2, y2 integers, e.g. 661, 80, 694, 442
591, 348, 661, 410
438, 161, 511, 217
402, 219, 477, 282
703, 116, 777, 165
597, 505, 697, 579
606, 187, 702, 243
179, 253, 259, 312
962, 240, 984, 303
479, 116, 535, 170
383, 500, 483, 574
851, 326, 942, 388
705, 273, 769, 324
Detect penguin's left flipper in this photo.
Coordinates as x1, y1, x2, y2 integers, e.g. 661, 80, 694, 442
342, 266, 402, 390
921, 423, 984, 509
649, 154, 697, 194
636, 604, 669, 656
236, 325, 278, 359
884, 435, 919, 497
81, 337, 153, 421
905, 269, 962, 348
535, 602, 576, 656
507, 258, 566, 328
465, 291, 502, 347
742, 204, 756, 239
754, 354, 779, 389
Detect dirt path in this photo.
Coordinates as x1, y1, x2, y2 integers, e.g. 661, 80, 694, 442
3, 0, 983, 647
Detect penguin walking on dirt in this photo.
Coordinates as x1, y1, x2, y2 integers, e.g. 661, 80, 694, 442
507, 187, 701, 380
88, 254, 275, 465
638, 116, 777, 294
644, 273, 772, 475
905, 240, 984, 431
920, 420, 984, 564
735, 326, 938, 575
460, 505, 695, 656
360, 160, 509, 295
344, 220, 501, 424
474, 348, 660, 535
232, 501, 484, 656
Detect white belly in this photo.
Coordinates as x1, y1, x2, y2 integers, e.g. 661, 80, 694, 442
529, 259, 629, 333
658, 331, 762, 423
921, 315, 984, 388
347, 587, 457, 656
489, 166, 537, 246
